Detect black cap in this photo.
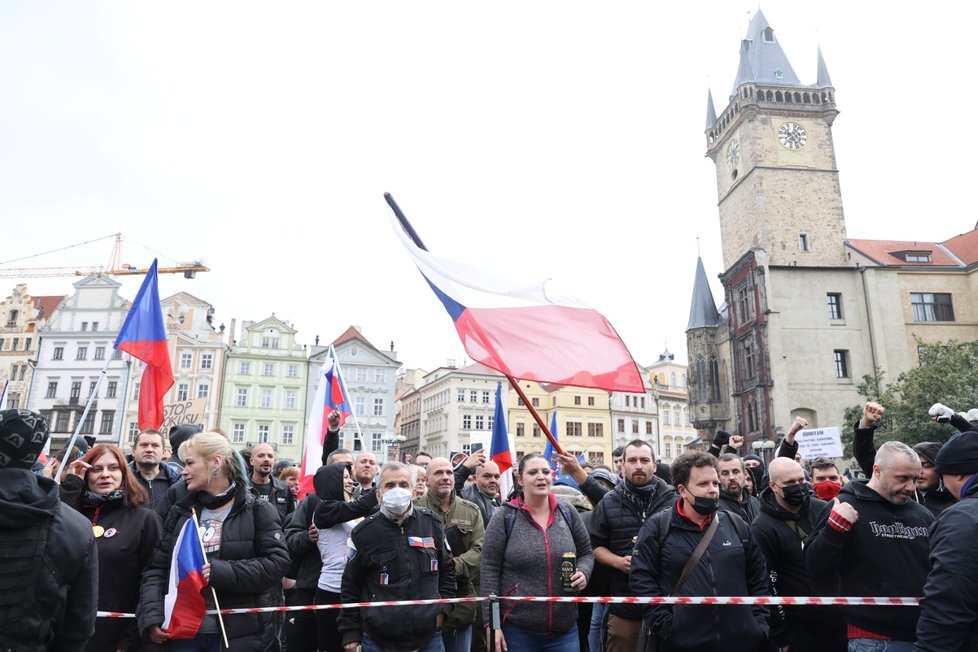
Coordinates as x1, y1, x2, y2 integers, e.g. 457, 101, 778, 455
935, 432, 978, 475
0, 409, 49, 470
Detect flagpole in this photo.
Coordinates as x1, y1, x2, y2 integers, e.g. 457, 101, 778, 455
57, 355, 114, 482
329, 346, 363, 446
191, 509, 230, 650
385, 192, 566, 456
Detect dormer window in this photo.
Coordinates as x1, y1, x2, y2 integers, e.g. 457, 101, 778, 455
762, 27, 775, 42
895, 250, 932, 263
774, 68, 784, 79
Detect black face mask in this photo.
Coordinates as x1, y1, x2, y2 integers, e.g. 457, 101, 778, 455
691, 495, 720, 516
780, 482, 812, 507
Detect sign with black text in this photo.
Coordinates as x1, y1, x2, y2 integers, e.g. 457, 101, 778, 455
795, 426, 843, 460
161, 398, 208, 433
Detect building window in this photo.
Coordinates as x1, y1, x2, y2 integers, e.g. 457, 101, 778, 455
373, 398, 384, 416
128, 421, 139, 442
475, 415, 484, 430
516, 422, 525, 437
261, 337, 279, 349
482, 391, 490, 404
89, 381, 97, 399
646, 421, 654, 435
463, 414, 472, 429
574, 395, 581, 405
239, 361, 252, 375
488, 415, 494, 430
81, 321, 88, 332
76, 346, 88, 360
374, 369, 386, 383
197, 383, 209, 399
665, 443, 672, 459
531, 397, 540, 407
632, 420, 639, 434
371, 432, 383, 453
911, 292, 954, 322
55, 411, 70, 432
133, 382, 140, 400
834, 350, 849, 378
743, 339, 757, 380
46, 381, 58, 399
468, 390, 477, 403
588, 396, 595, 406
710, 356, 722, 403
663, 410, 671, 425
566, 421, 582, 437
94, 346, 106, 360
24, 337, 31, 351
257, 424, 270, 443
532, 424, 541, 438
91, 322, 98, 332
260, 389, 273, 409
747, 400, 759, 433
617, 418, 625, 432
177, 383, 189, 401
201, 353, 214, 370
827, 293, 843, 320
286, 363, 299, 378
180, 352, 193, 369
53, 346, 64, 360
70, 381, 82, 405
99, 411, 114, 435
356, 368, 368, 383
798, 233, 810, 251
106, 381, 117, 399
285, 390, 297, 410
236, 388, 248, 407
282, 425, 294, 446
587, 422, 603, 437
262, 363, 275, 376
355, 397, 365, 416
674, 410, 681, 426
232, 423, 245, 443
458, 390, 466, 402
737, 285, 752, 323
904, 252, 931, 263
79, 412, 95, 435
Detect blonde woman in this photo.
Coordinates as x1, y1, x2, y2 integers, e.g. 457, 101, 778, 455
138, 432, 289, 651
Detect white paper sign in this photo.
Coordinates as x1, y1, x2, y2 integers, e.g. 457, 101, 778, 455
794, 426, 843, 460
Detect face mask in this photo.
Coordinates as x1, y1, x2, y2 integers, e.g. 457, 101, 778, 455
691, 495, 720, 516
780, 482, 812, 507
813, 480, 841, 501
381, 487, 413, 515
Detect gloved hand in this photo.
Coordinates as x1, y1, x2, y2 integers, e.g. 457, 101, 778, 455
713, 430, 732, 448
929, 403, 954, 423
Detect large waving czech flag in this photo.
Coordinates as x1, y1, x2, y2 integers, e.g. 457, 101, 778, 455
162, 516, 207, 639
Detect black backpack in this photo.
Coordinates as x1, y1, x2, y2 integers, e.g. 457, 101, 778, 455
0, 517, 62, 649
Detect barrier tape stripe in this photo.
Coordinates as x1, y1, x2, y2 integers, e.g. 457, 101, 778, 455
96, 595, 920, 618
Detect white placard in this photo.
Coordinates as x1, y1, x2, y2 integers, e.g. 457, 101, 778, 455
794, 426, 843, 460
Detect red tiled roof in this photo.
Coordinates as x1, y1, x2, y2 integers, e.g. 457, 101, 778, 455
331, 325, 375, 349
34, 295, 65, 320
942, 229, 978, 266
846, 239, 959, 267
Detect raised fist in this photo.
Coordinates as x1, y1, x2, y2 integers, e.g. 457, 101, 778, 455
827, 498, 859, 533
860, 402, 884, 429
928, 403, 954, 423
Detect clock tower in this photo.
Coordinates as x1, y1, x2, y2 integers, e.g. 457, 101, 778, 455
706, 10, 847, 271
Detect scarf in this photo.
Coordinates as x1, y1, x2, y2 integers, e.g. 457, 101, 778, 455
616, 478, 658, 518
198, 482, 238, 508
82, 489, 124, 506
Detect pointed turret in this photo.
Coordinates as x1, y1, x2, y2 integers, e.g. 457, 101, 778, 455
705, 89, 717, 130
731, 9, 802, 95
816, 47, 833, 88
687, 257, 720, 330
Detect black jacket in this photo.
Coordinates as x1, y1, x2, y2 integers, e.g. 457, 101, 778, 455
0, 468, 98, 652
589, 477, 675, 619
338, 506, 456, 652
61, 475, 163, 652
915, 478, 978, 651
248, 477, 295, 526
804, 478, 933, 641
630, 501, 769, 652
719, 488, 760, 523
751, 488, 843, 647
128, 461, 182, 513
138, 484, 290, 652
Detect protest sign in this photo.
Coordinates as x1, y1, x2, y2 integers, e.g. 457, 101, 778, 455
795, 426, 843, 459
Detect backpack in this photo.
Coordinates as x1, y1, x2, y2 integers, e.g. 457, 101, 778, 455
502, 500, 577, 540
652, 508, 749, 552
0, 517, 60, 649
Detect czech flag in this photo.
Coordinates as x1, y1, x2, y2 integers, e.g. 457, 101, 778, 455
387, 197, 644, 393
298, 346, 353, 497
114, 259, 174, 430
162, 515, 207, 639
490, 382, 514, 500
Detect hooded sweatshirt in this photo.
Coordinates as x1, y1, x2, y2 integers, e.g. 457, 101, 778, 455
312, 463, 377, 592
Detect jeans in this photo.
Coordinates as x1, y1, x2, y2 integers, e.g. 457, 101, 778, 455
500, 624, 579, 652
848, 640, 915, 652
166, 634, 222, 652
588, 602, 609, 652
362, 631, 446, 652
443, 625, 472, 652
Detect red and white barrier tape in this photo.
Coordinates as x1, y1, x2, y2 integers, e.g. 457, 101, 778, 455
96, 594, 920, 619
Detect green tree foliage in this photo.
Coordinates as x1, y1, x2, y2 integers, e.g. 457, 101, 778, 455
843, 339, 978, 454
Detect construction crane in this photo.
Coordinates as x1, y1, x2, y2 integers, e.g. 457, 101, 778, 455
0, 233, 209, 279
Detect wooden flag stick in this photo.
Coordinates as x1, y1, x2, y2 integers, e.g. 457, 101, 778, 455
192, 509, 230, 649
506, 375, 565, 457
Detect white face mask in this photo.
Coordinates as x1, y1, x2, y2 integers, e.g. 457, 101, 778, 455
381, 487, 413, 515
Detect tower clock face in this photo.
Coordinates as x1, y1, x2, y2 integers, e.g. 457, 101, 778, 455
778, 122, 807, 150
726, 140, 740, 167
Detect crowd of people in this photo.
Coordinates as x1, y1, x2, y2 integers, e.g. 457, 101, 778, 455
1, 400, 978, 651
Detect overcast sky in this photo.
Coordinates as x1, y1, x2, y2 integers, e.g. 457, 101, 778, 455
2, 1, 975, 373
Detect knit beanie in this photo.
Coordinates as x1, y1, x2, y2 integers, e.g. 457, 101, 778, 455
912, 441, 942, 465
935, 432, 978, 475
0, 409, 49, 469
